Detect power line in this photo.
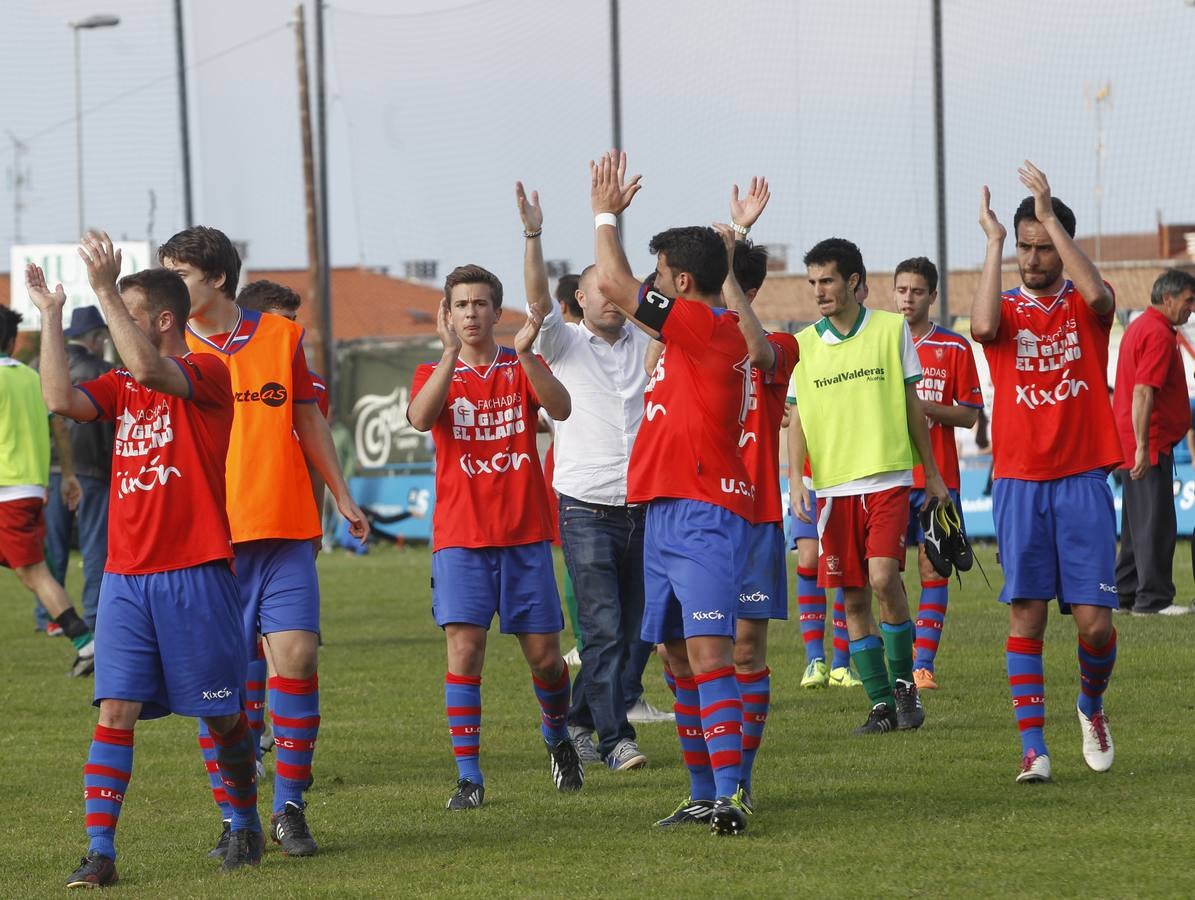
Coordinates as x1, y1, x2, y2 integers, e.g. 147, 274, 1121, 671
329, 0, 504, 21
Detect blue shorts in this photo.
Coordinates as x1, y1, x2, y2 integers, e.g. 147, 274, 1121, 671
432, 542, 563, 634
739, 521, 788, 621
94, 561, 246, 719
993, 471, 1118, 612
906, 488, 962, 546
235, 539, 321, 652
790, 483, 819, 545
641, 498, 751, 643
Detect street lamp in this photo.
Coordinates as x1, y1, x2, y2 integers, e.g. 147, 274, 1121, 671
69, 14, 120, 237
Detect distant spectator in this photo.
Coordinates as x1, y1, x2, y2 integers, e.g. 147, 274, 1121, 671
1112, 268, 1195, 615
555, 273, 583, 324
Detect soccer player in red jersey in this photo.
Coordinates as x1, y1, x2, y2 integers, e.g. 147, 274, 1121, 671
893, 257, 982, 690
972, 163, 1122, 783
30, 234, 261, 885
407, 263, 581, 810
591, 151, 752, 836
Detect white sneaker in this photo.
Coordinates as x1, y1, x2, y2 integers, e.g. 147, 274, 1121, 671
627, 698, 675, 724
605, 738, 648, 771
1077, 705, 1114, 772
564, 646, 582, 668
1015, 749, 1052, 783
1157, 603, 1193, 617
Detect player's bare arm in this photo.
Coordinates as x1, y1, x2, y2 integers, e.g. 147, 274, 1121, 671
714, 222, 773, 371
26, 263, 100, 422
906, 382, 950, 505
922, 399, 980, 429
971, 186, 1006, 343
591, 151, 649, 330
517, 182, 552, 320
50, 415, 82, 512
406, 298, 462, 432
293, 402, 369, 540
1018, 161, 1113, 315
79, 232, 192, 398
644, 339, 663, 377
515, 307, 571, 421
787, 402, 813, 524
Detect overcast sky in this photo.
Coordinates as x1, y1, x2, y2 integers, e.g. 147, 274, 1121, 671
3, 0, 1194, 306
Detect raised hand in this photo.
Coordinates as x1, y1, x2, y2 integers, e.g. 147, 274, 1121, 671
979, 186, 1006, 242
77, 231, 123, 293
590, 150, 642, 215
514, 305, 543, 355
436, 298, 462, 354
730, 176, 771, 230
515, 181, 543, 233
25, 263, 68, 314
1017, 161, 1055, 225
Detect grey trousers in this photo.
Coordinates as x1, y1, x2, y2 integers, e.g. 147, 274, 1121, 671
1115, 453, 1177, 613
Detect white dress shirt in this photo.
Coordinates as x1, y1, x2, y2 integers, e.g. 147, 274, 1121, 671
532, 300, 651, 505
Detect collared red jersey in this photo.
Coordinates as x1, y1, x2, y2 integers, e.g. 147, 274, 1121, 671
77, 354, 234, 574
185, 307, 321, 542
981, 280, 1122, 480
311, 370, 330, 418
742, 332, 798, 523
628, 296, 753, 521
412, 346, 555, 550
912, 324, 983, 489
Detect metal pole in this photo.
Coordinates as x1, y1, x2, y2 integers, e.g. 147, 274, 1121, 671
314, 0, 333, 388
931, 0, 949, 325
610, 0, 622, 152
174, 0, 194, 225
74, 27, 84, 236
295, 5, 327, 384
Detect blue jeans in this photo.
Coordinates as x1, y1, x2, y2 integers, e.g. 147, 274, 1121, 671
35, 473, 108, 630
559, 495, 652, 756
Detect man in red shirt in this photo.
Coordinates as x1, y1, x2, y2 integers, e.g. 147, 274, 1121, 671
30, 233, 260, 886
1112, 269, 1195, 616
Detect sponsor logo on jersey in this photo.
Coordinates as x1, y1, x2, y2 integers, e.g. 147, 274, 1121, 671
459, 450, 532, 478
691, 610, 726, 621
1013, 322, 1083, 373
812, 367, 886, 389
450, 394, 528, 441
116, 454, 182, 499
235, 381, 288, 407
645, 402, 667, 421
1014, 371, 1090, 409
720, 478, 755, 498
739, 591, 769, 604
738, 431, 756, 447
114, 404, 174, 457
202, 687, 233, 701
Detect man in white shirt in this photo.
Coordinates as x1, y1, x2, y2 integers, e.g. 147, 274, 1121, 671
517, 182, 662, 772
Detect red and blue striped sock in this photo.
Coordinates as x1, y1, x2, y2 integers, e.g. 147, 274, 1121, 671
674, 675, 715, 801
736, 668, 769, 792
1007, 636, 1047, 756
269, 674, 320, 813
446, 672, 483, 785
662, 661, 677, 698
796, 566, 827, 664
83, 724, 133, 860
1078, 628, 1117, 718
531, 662, 571, 744
197, 720, 233, 821
914, 579, 949, 671
695, 666, 743, 799
209, 712, 261, 832
831, 590, 851, 669
246, 640, 268, 761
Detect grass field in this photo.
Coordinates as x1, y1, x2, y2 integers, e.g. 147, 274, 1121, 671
4, 543, 1195, 898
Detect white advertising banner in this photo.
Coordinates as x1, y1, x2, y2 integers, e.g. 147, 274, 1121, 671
9, 242, 153, 330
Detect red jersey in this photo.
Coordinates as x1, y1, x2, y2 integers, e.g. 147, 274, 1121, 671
912, 324, 982, 489
980, 280, 1122, 480
628, 297, 753, 520
310, 370, 330, 418
77, 354, 234, 574
412, 347, 555, 550
1113, 306, 1190, 467
742, 333, 799, 523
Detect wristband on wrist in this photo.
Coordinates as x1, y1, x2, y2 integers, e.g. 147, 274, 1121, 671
594, 212, 618, 230
730, 220, 750, 236
523, 228, 542, 239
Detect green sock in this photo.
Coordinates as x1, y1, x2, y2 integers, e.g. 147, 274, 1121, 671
850, 640, 895, 708
563, 569, 583, 650
880, 620, 915, 686
53, 608, 93, 650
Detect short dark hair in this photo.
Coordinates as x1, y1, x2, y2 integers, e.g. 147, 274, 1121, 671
158, 226, 241, 299
118, 268, 191, 332
1013, 196, 1076, 239
555, 274, 582, 318
444, 264, 503, 309
1151, 268, 1195, 305
0, 306, 22, 352
733, 242, 769, 293
648, 226, 728, 296
803, 238, 866, 288
238, 280, 301, 315
894, 256, 939, 294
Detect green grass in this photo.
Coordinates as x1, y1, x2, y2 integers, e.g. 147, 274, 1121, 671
4, 544, 1195, 898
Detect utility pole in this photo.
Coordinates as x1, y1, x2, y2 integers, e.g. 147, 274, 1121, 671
931, 0, 949, 325
314, 0, 333, 390
6, 131, 29, 243
1090, 83, 1111, 263
610, 0, 623, 226
294, 4, 327, 382
174, 0, 193, 225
